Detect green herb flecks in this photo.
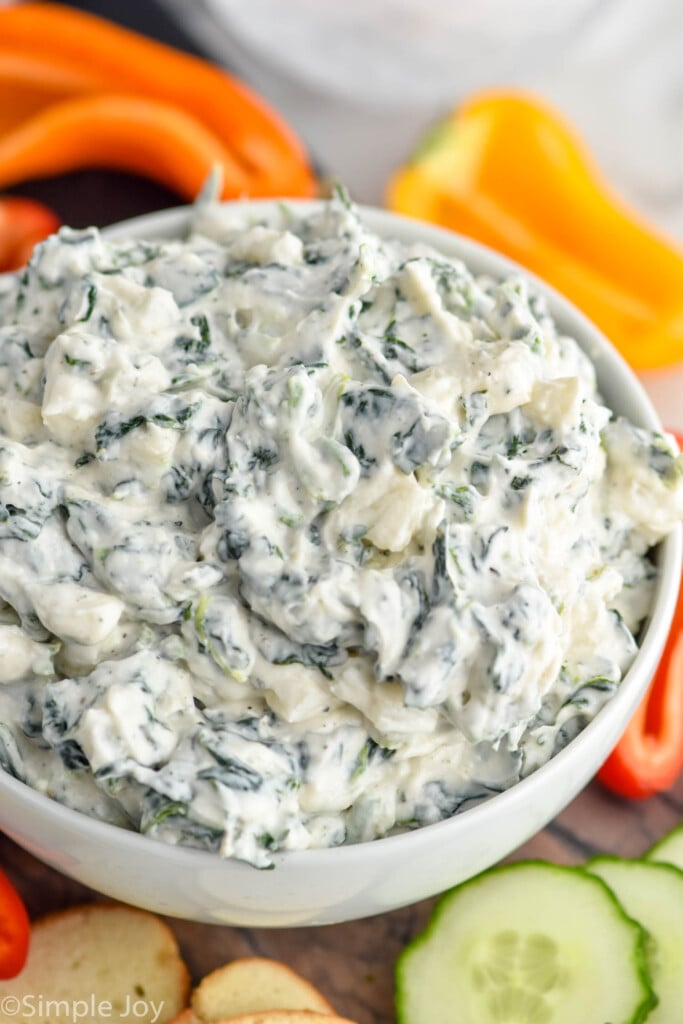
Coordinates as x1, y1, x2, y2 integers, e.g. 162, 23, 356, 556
351, 737, 395, 781
78, 284, 97, 322
64, 354, 92, 369
94, 403, 199, 454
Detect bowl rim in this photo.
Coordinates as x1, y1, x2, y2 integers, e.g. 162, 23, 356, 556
0, 199, 680, 873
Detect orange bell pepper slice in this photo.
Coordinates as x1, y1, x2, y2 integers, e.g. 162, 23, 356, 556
598, 429, 683, 799
0, 49, 110, 134
0, 2, 316, 199
0, 867, 29, 980
0, 94, 251, 203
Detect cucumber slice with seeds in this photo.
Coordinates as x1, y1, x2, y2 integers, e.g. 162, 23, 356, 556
396, 860, 655, 1024
588, 855, 683, 1024
645, 821, 683, 870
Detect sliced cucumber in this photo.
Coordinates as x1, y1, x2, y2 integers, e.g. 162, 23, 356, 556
587, 855, 683, 1024
645, 821, 683, 871
396, 860, 655, 1024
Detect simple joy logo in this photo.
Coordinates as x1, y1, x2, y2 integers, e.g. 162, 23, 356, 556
0, 994, 165, 1023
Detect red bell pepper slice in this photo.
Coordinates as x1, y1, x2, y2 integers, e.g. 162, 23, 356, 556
598, 428, 683, 799
0, 195, 60, 272
0, 867, 30, 979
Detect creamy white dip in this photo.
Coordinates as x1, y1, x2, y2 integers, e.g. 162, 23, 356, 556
0, 192, 681, 866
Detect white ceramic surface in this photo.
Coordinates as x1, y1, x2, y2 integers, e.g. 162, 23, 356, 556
0, 203, 679, 927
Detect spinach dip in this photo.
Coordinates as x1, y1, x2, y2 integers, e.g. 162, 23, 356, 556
0, 193, 681, 867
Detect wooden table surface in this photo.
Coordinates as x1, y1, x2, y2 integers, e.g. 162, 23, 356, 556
3, 771, 682, 1023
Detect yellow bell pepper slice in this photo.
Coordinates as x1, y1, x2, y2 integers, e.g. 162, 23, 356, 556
386, 90, 683, 370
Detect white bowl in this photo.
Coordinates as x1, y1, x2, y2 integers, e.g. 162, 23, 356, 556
0, 203, 680, 926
